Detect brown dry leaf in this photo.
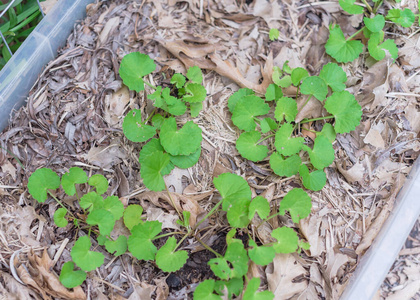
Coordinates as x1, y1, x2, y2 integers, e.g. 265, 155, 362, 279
128, 283, 156, 300
146, 207, 180, 230
136, 191, 210, 226
295, 95, 324, 123
387, 280, 420, 300
17, 249, 86, 300
104, 86, 130, 127
335, 160, 366, 184
404, 102, 420, 133
266, 254, 308, 299
99, 17, 120, 46
299, 214, 324, 257
15, 206, 43, 247
0, 272, 41, 300
85, 138, 127, 169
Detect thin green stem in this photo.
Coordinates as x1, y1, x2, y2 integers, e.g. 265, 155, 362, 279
143, 108, 156, 125
144, 81, 157, 90
256, 212, 282, 229
257, 133, 275, 145
0, 145, 24, 169
192, 199, 223, 231
373, 0, 383, 13
153, 231, 184, 240
47, 191, 77, 220
196, 236, 222, 257
346, 27, 365, 42
174, 232, 189, 251
301, 127, 318, 133
360, 0, 372, 13
298, 95, 312, 113
300, 115, 334, 124
253, 117, 261, 123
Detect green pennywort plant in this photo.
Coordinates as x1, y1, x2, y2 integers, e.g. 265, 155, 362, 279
118, 52, 205, 192
326, 0, 417, 62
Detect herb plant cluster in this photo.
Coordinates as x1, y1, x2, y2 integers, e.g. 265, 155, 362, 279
326, 0, 417, 62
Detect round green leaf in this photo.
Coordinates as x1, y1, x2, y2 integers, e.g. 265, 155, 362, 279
338, 0, 364, 14
274, 123, 304, 156
248, 196, 270, 220
86, 209, 115, 236
324, 91, 362, 134
139, 139, 174, 176
364, 15, 385, 33
319, 63, 347, 92
279, 188, 312, 223
186, 66, 203, 84
128, 221, 162, 260
236, 131, 268, 162
319, 123, 336, 143
260, 117, 277, 133
271, 227, 299, 253
325, 25, 363, 63
305, 135, 335, 170
156, 236, 188, 272
61, 167, 88, 196
170, 147, 201, 169
140, 150, 172, 191
291, 67, 309, 86
71, 236, 105, 272
265, 84, 283, 101
298, 164, 326, 191
190, 102, 203, 117
124, 204, 144, 231
231, 95, 270, 132
274, 96, 298, 123
367, 34, 398, 61
160, 117, 202, 156
152, 114, 165, 130
171, 73, 186, 88
122, 109, 156, 143
104, 236, 127, 256
103, 196, 124, 220
243, 277, 274, 300
213, 173, 252, 211
183, 83, 206, 103
59, 261, 86, 289
269, 152, 301, 177
228, 88, 255, 113
300, 76, 328, 101
248, 240, 275, 266
88, 174, 108, 195
226, 198, 251, 228
54, 208, 68, 228
194, 280, 222, 300
208, 258, 231, 280
27, 168, 60, 203
387, 8, 415, 28
79, 191, 103, 212
119, 52, 156, 92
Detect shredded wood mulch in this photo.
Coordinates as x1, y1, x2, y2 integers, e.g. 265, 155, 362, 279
1, 0, 420, 299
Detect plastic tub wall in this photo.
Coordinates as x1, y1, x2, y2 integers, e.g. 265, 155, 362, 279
1, 1, 420, 299
0, 0, 95, 131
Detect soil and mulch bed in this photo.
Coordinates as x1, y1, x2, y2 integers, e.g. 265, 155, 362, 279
0, 0, 420, 299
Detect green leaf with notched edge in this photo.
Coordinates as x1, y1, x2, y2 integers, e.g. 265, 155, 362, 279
190, 102, 203, 117
226, 198, 251, 228
213, 173, 252, 211
61, 167, 88, 196
269, 28, 279, 41
364, 15, 385, 33
300, 76, 328, 101
122, 109, 156, 143
140, 150, 171, 191
171, 73, 186, 88
304, 135, 335, 170
152, 114, 165, 130
248, 196, 270, 220
278, 75, 292, 88
265, 84, 283, 101
228, 88, 255, 113
236, 131, 268, 162
243, 277, 274, 300
299, 164, 326, 191
86, 209, 115, 236
319, 63, 347, 92
274, 123, 304, 156
232, 95, 270, 132
215, 278, 243, 299
59, 262, 86, 289
71, 236, 105, 272
260, 117, 277, 133
248, 240, 275, 266
325, 25, 364, 63
54, 208, 68, 227
160, 117, 202, 156
156, 237, 188, 272
274, 97, 298, 123
103, 196, 124, 220
79, 191, 103, 212
28, 168, 60, 203
150, 87, 187, 116
280, 188, 312, 223
209, 257, 231, 280
271, 227, 299, 253
119, 52, 156, 92
269, 152, 301, 177
170, 147, 201, 169
291, 67, 309, 86
105, 235, 127, 256
338, 0, 364, 14
128, 221, 162, 261
124, 204, 144, 231
318, 123, 336, 143
367, 33, 398, 60
324, 91, 362, 134
97, 235, 107, 246
183, 83, 207, 103
88, 174, 108, 195
194, 280, 222, 300
186, 66, 203, 84
139, 139, 174, 176
387, 8, 415, 28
